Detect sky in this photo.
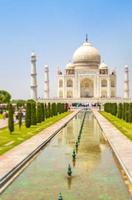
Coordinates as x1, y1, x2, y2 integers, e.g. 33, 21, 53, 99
0, 0, 132, 99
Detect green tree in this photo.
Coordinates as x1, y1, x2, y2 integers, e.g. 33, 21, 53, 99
122, 103, 126, 120
47, 102, 51, 117
128, 103, 132, 122
125, 103, 129, 122
113, 103, 117, 116
12, 99, 26, 109
41, 103, 45, 121
31, 102, 37, 125
27, 99, 36, 104
117, 103, 122, 119
45, 103, 48, 119
57, 103, 60, 114
52, 103, 57, 116
8, 103, 14, 133
36, 103, 42, 123
25, 102, 31, 128
18, 110, 23, 129
58, 103, 62, 114
0, 90, 11, 103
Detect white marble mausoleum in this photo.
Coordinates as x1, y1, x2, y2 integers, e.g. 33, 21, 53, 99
57, 38, 116, 99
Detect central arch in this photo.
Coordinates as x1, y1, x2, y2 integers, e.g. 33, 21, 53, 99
80, 78, 94, 98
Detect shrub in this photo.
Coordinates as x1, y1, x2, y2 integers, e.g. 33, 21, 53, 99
18, 110, 23, 128
48, 102, 51, 117
41, 103, 45, 121
52, 103, 57, 116
128, 103, 132, 122
117, 103, 122, 119
25, 102, 31, 128
122, 103, 126, 120
125, 103, 129, 122
36, 103, 42, 123
8, 103, 14, 133
31, 102, 37, 125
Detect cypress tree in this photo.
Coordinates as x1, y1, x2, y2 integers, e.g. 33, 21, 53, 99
54, 103, 57, 115
45, 103, 49, 119
125, 103, 129, 122
113, 103, 117, 116
51, 103, 57, 116
31, 102, 37, 125
25, 102, 31, 128
117, 103, 122, 119
48, 102, 51, 117
8, 103, 14, 133
128, 103, 132, 122
61, 103, 65, 113
41, 103, 45, 121
43, 103, 46, 120
51, 103, 54, 116
18, 110, 23, 129
59, 103, 62, 114
122, 103, 125, 120
57, 103, 60, 114
36, 103, 42, 123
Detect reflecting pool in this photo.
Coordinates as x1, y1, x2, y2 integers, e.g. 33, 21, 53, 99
1, 111, 131, 200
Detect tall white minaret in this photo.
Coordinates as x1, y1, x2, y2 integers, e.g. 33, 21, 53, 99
124, 65, 129, 98
44, 65, 49, 98
30, 52, 37, 100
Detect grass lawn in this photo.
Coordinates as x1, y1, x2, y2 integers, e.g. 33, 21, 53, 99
0, 114, 3, 119
0, 112, 70, 155
101, 112, 132, 141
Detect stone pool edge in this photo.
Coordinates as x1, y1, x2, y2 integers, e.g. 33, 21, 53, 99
93, 109, 132, 188
0, 109, 80, 193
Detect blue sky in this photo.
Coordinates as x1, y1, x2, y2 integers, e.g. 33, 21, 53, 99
0, 0, 132, 99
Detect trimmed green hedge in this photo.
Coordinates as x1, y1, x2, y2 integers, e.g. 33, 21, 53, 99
104, 102, 132, 123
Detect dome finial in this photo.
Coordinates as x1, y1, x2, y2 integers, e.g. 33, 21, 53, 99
86, 34, 88, 42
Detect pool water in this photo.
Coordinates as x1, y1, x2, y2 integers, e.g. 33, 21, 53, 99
1, 111, 131, 200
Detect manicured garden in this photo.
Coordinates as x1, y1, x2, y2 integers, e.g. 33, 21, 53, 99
0, 112, 70, 155
101, 102, 132, 141
0, 101, 70, 155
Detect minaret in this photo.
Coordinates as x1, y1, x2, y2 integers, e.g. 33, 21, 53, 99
124, 65, 129, 98
30, 52, 37, 100
44, 65, 49, 98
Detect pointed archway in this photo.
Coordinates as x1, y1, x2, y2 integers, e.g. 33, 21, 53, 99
80, 78, 94, 98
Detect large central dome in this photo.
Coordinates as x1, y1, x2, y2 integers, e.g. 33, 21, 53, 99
72, 41, 100, 64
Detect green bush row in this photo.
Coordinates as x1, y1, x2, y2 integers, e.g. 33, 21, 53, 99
25, 102, 68, 128
8, 101, 69, 132
104, 102, 132, 123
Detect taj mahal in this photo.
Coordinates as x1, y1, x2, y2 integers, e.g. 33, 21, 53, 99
30, 36, 130, 102
57, 37, 116, 99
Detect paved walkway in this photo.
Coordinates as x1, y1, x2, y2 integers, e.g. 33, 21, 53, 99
93, 110, 132, 185
0, 119, 8, 130
0, 110, 80, 191
0, 118, 18, 130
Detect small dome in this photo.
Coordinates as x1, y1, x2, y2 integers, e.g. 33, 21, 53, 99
99, 62, 108, 69
31, 52, 36, 57
72, 41, 100, 64
66, 62, 74, 69
45, 64, 49, 68
124, 65, 128, 69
